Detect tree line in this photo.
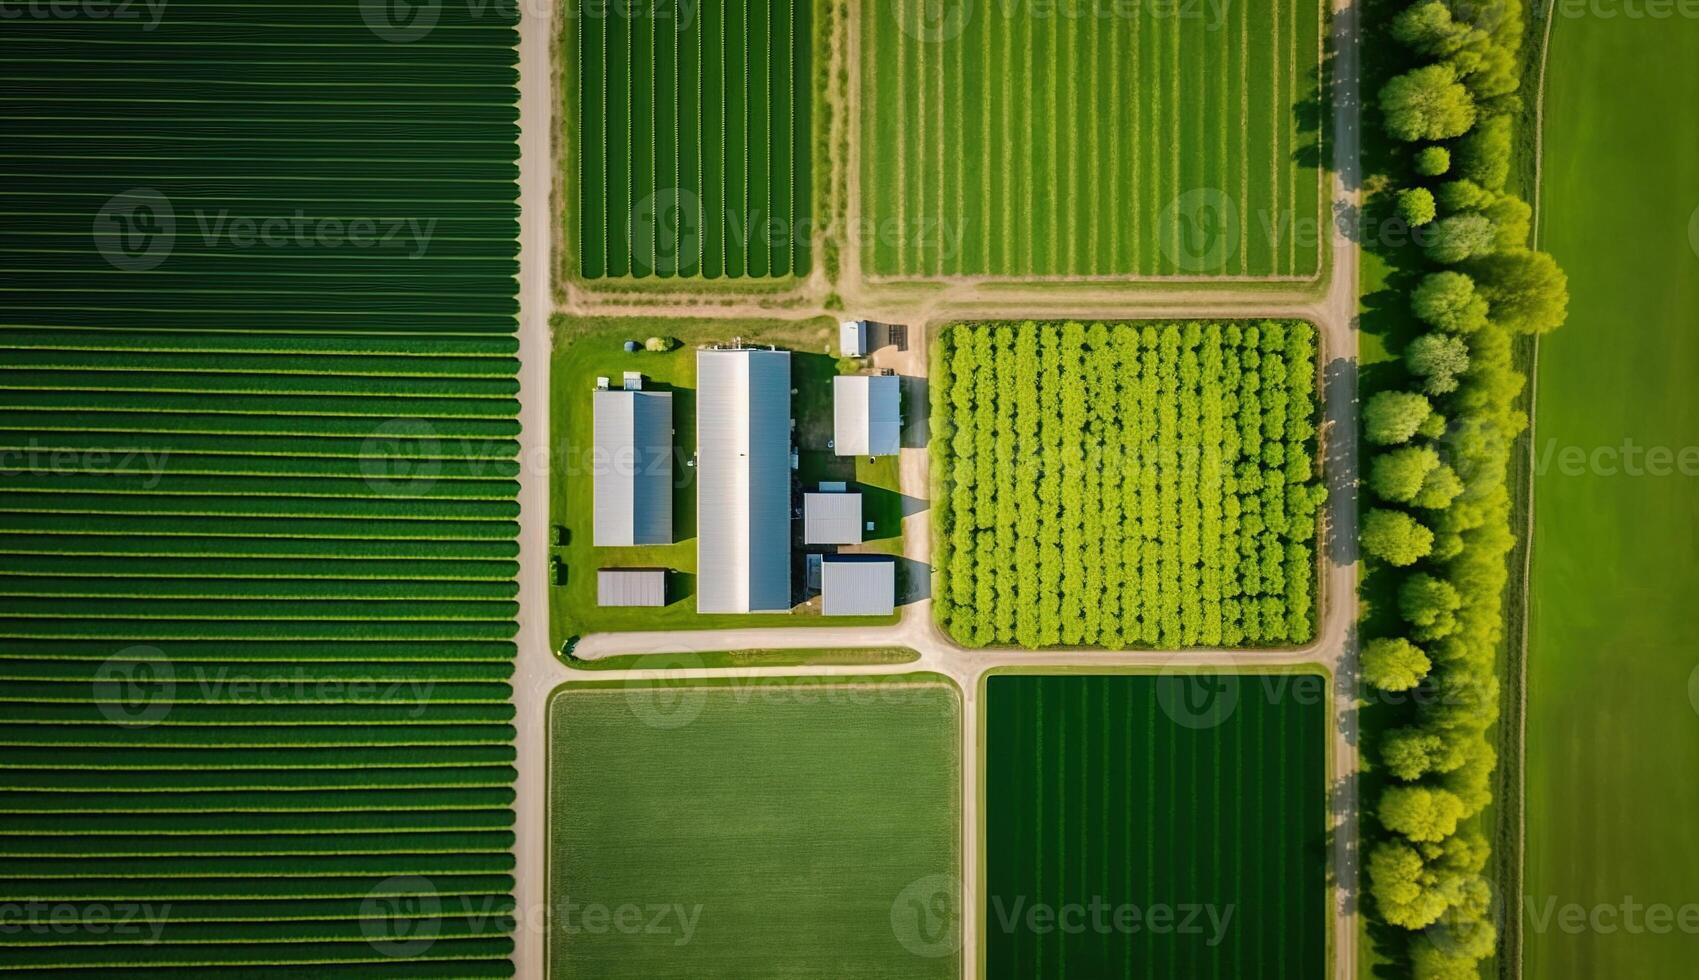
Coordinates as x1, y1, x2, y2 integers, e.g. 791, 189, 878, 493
1364, 3, 1569, 977
933, 320, 1325, 650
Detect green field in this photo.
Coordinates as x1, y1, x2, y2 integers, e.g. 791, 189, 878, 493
984, 671, 1328, 978
548, 674, 961, 978
0, 5, 520, 975
1525, 13, 1699, 978
861, 0, 1325, 278
549, 317, 907, 649
933, 321, 1324, 649
569, 0, 812, 278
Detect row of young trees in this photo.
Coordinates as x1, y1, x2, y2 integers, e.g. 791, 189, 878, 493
1364, 3, 1569, 977
933, 320, 1326, 650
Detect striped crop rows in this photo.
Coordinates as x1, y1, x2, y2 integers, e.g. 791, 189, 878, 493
0, 2, 521, 976
863, 0, 1325, 278
573, 0, 812, 278
933, 321, 1325, 650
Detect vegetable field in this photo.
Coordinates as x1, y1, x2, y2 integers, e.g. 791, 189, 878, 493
548, 675, 961, 978
0, 5, 521, 977
933, 321, 1325, 649
570, 0, 812, 278
985, 672, 1328, 979
861, 0, 1325, 278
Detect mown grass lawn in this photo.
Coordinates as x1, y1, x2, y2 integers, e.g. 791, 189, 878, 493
547, 674, 961, 979
548, 316, 905, 650
1524, 14, 1699, 979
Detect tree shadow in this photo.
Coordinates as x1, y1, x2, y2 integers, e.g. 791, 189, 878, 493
859, 484, 926, 543
895, 556, 932, 605
899, 375, 930, 449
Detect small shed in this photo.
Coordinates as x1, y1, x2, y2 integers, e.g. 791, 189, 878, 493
597, 568, 667, 607
820, 556, 895, 616
833, 374, 901, 458
839, 319, 871, 358
804, 490, 863, 544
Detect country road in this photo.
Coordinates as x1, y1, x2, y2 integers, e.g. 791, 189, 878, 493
509, 0, 1363, 976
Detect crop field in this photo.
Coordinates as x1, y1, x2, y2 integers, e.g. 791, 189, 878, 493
933, 321, 1324, 649
547, 674, 961, 979
861, 0, 1326, 278
569, 0, 812, 279
549, 317, 903, 648
1525, 15, 1699, 979
984, 672, 1328, 979
0, 5, 521, 976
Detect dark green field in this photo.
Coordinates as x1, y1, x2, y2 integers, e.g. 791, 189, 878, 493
0, 3, 520, 975
984, 672, 1328, 978
569, 0, 811, 278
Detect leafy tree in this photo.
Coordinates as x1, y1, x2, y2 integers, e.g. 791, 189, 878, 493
1365, 390, 1434, 445
1417, 410, 1450, 440
1391, 0, 1480, 56
1369, 841, 1450, 929
1400, 573, 1463, 640
1363, 637, 1433, 691
1412, 462, 1464, 509
1381, 64, 1478, 142
1487, 194, 1533, 249
1472, 248, 1571, 334
1406, 332, 1472, 395
1424, 213, 1497, 264
1411, 933, 1493, 980
1364, 508, 1435, 566
1382, 727, 1449, 781
1379, 785, 1466, 842
1398, 187, 1437, 227
1436, 178, 1495, 213
1458, 113, 1513, 189
1371, 445, 1441, 502
1415, 145, 1452, 176
644, 336, 674, 352
1412, 271, 1490, 333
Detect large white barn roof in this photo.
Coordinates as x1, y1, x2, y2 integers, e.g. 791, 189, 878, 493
696, 348, 793, 614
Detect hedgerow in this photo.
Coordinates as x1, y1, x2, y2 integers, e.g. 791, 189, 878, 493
1363, 2, 1569, 975
934, 320, 1324, 649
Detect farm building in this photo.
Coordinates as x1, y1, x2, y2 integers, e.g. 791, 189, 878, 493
820, 555, 896, 617
592, 388, 673, 546
804, 489, 863, 544
833, 374, 901, 457
597, 569, 667, 607
696, 347, 794, 613
839, 319, 871, 357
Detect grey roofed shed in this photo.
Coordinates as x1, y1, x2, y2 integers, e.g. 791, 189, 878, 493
696, 348, 793, 613
820, 555, 895, 616
597, 568, 667, 607
804, 491, 863, 544
592, 389, 673, 546
833, 374, 901, 457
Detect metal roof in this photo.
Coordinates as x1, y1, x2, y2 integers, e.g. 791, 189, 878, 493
839, 320, 869, 357
804, 491, 863, 544
696, 348, 793, 613
592, 389, 673, 546
597, 568, 667, 607
821, 556, 895, 616
833, 374, 901, 457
